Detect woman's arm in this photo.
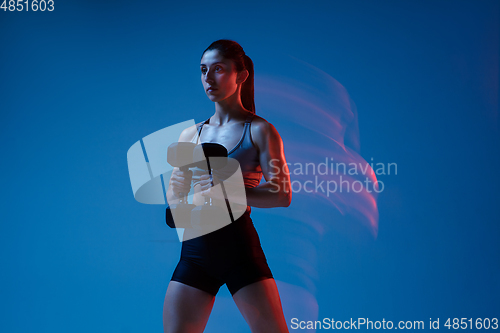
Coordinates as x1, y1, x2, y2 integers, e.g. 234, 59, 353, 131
245, 119, 291, 208
165, 123, 199, 205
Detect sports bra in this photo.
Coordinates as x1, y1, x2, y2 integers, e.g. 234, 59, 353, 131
190, 113, 263, 190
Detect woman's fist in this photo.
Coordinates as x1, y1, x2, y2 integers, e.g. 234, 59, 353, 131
169, 168, 193, 197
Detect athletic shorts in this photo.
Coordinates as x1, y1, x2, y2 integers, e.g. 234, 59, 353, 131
170, 211, 274, 296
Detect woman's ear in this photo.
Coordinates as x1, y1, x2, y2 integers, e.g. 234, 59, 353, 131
236, 69, 249, 84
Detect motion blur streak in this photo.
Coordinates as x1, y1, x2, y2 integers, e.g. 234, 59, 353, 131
252, 53, 380, 327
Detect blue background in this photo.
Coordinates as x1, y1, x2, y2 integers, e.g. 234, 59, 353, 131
1, 0, 498, 332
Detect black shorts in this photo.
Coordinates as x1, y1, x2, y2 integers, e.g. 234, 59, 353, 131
170, 211, 274, 296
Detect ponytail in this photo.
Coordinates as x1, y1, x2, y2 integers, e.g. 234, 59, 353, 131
242, 54, 255, 114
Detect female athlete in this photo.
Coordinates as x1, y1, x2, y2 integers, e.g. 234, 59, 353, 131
164, 39, 292, 333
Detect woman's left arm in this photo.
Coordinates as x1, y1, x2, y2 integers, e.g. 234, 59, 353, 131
245, 119, 292, 208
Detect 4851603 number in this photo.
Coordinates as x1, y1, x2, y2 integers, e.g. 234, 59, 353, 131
444, 318, 498, 330
1, 0, 54, 11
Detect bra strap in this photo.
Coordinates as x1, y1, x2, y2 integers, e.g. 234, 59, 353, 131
197, 117, 211, 137
244, 113, 254, 124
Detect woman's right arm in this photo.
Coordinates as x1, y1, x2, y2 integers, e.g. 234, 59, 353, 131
165, 123, 200, 205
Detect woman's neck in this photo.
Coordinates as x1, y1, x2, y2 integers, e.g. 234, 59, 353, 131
212, 100, 250, 125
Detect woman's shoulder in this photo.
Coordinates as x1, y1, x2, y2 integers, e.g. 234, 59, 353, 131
249, 114, 282, 147
178, 121, 204, 142
250, 114, 269, 130
250, 114, 279, 134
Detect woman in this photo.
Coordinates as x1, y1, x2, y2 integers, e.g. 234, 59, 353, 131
164, 39, 292, 333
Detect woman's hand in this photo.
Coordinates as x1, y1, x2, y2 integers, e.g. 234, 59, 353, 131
169, 168, 193, 198
198, 173, 226, 201
196, 173, 248, 213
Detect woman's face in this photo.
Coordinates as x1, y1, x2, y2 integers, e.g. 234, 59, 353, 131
200, 49, 241, 103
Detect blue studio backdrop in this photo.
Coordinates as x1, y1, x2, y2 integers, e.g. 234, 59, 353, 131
1, 1, 499, 332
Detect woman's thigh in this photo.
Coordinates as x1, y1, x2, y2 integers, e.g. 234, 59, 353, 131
232, 278, 289, 333
163, 281, 215, 333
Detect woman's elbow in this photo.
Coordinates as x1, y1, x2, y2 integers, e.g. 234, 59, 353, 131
280, 190, 292, 207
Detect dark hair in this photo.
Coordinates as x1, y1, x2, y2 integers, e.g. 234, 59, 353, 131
201, 39, 255, 114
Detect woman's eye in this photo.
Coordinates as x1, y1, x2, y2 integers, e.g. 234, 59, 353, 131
201, 66, 222, 74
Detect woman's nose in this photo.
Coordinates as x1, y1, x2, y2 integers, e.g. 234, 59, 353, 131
204, 71, 214, 83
